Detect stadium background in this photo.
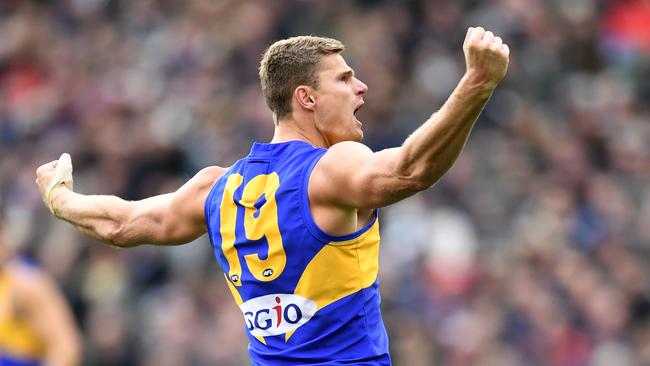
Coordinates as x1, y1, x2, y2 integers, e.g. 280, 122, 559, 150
1, 0, 650, 365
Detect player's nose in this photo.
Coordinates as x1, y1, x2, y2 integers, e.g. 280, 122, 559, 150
355, 77, 368, 96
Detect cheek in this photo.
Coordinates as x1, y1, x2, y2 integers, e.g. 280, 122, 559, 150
316, 101, 346, 123
315, 106, 337, 125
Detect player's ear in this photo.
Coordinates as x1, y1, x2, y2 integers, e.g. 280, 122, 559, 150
295, 86, 316, 111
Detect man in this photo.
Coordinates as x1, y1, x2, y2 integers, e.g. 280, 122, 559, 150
36, 27, 508, 365
0, 198, 82, 366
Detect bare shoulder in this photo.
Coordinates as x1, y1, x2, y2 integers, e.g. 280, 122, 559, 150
172, 166, 227, 217
316, 141, 373, 173
309, 141, 376, 209
310, 141, 404, 209
194, 166, 228, 184
325, 141, 373, 157
184, 166, 228, 193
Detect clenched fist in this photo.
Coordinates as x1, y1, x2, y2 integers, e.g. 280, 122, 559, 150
35, 153, 74, 214
463, 27, 510, 89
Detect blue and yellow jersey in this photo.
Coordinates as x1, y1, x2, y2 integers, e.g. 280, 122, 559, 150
205, 141, 390, 365
0, 261, 45, 366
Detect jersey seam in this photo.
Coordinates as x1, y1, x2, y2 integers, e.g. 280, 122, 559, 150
204, 170, 229, 250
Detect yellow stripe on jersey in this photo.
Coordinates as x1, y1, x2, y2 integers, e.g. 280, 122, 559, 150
225, 274, 267, 345
220, 174, 244, 286
286, 219, 380, 341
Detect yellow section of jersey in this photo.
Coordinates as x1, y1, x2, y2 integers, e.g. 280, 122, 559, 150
286, 219, 380, 341
0, 268, 46, 360
220, 174, 245, 286
225, 274, 266, 345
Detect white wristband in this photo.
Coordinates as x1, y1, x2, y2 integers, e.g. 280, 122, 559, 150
45, 153, 74, 212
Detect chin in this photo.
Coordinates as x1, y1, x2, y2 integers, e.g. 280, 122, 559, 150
343, 128, 363, 142
353, 123, 364, 141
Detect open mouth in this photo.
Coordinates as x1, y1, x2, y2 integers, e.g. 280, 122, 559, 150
353, 102, 364, 116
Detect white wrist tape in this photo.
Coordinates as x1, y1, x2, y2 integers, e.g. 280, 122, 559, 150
45, 153, 74, 212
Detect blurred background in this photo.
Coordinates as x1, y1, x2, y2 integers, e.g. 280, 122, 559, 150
1, 0, 650, 365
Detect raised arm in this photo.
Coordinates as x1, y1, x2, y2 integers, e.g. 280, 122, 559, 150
310, 27, 509, 210
35, 159, 225, 247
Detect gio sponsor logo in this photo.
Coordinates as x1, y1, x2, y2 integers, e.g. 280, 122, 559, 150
239, 294, 317, 337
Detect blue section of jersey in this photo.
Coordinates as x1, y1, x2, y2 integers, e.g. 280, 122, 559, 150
250, 284, 389, 366
204, 141, 390, 365
0, 356, 41, 366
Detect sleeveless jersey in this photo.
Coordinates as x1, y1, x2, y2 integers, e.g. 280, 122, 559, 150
204, 141, 390, 365
0, 260, 45, 366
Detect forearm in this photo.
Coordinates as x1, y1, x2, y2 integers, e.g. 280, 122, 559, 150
49, 188, 140, 247
395, 73, 495, 186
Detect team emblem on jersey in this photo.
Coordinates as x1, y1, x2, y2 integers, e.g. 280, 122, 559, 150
240, 294, 317, 337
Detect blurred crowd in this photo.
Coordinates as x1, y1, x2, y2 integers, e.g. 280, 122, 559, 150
1, 0, 650, 365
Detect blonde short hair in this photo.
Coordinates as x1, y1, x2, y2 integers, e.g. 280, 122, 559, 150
259, 36, 344, 121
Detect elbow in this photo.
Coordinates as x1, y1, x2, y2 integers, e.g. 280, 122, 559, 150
393, 147, 455, 192
103, 222, 133, 248
393, 162, 437, 193
404, 175, 435, 193
395, 165, 439, 193
402, 164, 447, 192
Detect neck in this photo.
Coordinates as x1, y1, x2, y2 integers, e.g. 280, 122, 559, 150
271, 115, 329, 148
